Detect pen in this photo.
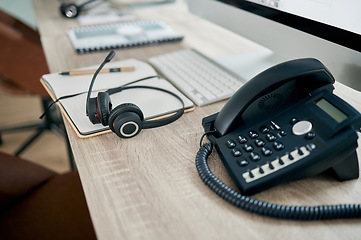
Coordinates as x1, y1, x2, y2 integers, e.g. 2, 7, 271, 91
59, 67, 135, 76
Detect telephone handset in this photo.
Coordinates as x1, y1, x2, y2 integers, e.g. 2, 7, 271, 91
213, 58, 336, 137
197, 58, 361, 220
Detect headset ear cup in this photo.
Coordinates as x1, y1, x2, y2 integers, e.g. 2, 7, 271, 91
96, 92, 112, 126
108, 103, 144, 138
112, 112, 143, 138
60, 3, 80, 18
88, 97, 101, 124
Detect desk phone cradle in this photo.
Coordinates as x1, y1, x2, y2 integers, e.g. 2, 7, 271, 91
197, 58, 361, 220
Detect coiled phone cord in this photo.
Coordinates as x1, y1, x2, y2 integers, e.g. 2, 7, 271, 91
196, 142, 361, 220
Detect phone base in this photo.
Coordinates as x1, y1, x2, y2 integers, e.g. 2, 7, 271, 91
330, 150, 359, 181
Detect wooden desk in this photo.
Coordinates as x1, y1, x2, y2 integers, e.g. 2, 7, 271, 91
32, 0, 361, 239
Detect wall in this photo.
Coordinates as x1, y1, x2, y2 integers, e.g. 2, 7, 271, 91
0, 0, 37, 29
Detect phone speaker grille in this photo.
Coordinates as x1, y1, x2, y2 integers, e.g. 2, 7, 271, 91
258, 93, 284, 111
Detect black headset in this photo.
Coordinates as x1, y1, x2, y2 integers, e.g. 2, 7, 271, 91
60, 0, 101, 18
86, 51, 185, 138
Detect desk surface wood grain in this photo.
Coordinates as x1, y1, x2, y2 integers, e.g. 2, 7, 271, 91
32, 0, 361, 239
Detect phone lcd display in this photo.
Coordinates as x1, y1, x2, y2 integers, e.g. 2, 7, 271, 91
316, 98, 348, 123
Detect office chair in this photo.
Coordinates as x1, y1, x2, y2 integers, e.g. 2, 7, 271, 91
0, 10, 75, 169
0, 151, 97, 240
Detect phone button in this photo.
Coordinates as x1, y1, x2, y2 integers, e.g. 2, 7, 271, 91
266, 133, 277, 142
261, 147, 273, 156
306, 132, 316, 139
250, 153, 261, 161
279, 130, 287, 137
273, 141, 284, 150
259, 125, 270, 133
249, 131, 259, 139
290, 117, 298, 124
238, 159, 248, 167
232, 148, 242, 157
270, 121, 281, 130
292, 120, 312, 135
238, 135, 248, 144
227, 140, 236, 148
255, 139, 266, 147
243, 144, 254, 152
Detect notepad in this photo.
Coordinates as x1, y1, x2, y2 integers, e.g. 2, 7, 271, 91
41, 59, 194, 138
67, 20, 183, 54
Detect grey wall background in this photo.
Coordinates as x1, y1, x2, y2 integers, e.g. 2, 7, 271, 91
0, 0, 38, 29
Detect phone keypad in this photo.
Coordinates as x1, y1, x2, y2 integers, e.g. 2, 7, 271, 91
222, 119, 315, 183
226, 123, 286, 166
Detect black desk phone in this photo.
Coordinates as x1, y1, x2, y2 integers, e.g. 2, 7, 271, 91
196, 58, 361, 220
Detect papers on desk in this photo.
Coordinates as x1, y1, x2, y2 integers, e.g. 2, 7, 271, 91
41, 59, 194, 138
67, 20, 183, 54
76, 2, 136, 25
77, 11, 136, 25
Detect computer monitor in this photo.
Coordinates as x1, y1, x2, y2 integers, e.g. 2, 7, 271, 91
188, 0, 361, 91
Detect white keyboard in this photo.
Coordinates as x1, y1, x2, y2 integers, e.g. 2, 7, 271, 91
149, 49, 245, 106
